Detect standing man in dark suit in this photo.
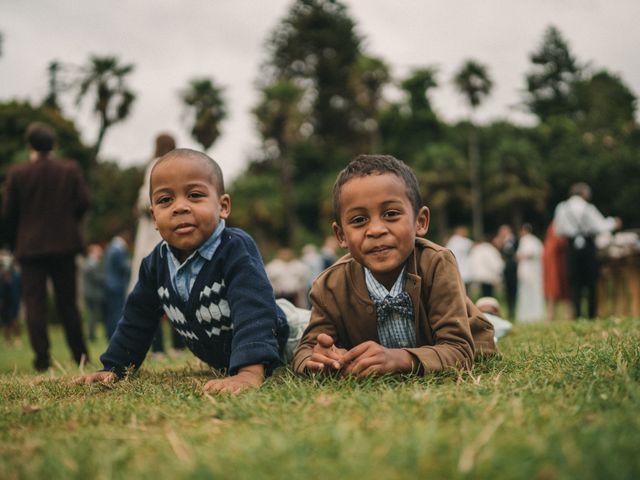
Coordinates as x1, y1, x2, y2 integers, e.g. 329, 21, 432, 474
2, 122, 91, 371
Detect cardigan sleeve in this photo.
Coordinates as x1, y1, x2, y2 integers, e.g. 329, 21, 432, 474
99, 252, 163, 377
222, 231, 283, 376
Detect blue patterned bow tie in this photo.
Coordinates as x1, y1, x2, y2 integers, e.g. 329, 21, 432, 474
375, 291, 412, 321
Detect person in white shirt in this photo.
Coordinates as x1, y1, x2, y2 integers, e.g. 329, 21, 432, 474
468, 238, 504, 298
446, 226, 474, 291
553, 182, 621, 319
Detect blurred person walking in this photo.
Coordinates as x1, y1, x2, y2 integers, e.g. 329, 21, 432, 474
468, 237, 504, 298
494, 225, 519, 320
2, 122, 90, 370
553, 183, 621, 319
266, 248, 309, 308
103, 231, 131, 340
82, 244, 105, 342
446, 225, 473, 292
515, 224, 545, 323
0, 252, 22, 344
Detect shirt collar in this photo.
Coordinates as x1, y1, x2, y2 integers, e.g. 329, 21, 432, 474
160, 219, 226, 266
365, 264, 407, 302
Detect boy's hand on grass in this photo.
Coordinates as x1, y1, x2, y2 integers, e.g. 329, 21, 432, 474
341, 342, 415, 377
73, 371, 118, 385
203, 364, 264, 395
305, 333, 348, 372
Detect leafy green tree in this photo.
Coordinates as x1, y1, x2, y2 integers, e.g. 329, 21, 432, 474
378, 67, 442, 163
484, 136, 548, 229
74, 55, 136, 163
180, 78, 227, 151
413, 143, 469, 240
574, 70, 637, 135
87, 161, 143, 243
453, 59, 493, 240
265, 0, 364, 156
228, 164, 285, 253
253, 80, 305, 246
525, 26, 582, 122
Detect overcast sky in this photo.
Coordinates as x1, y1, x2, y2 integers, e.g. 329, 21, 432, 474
2, 0, 639, 181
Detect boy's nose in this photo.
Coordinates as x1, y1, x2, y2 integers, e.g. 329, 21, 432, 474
172, 198, 191, 214
366, 217, 388, 236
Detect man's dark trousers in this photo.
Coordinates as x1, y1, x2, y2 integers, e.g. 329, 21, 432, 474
20, 254, 88, 370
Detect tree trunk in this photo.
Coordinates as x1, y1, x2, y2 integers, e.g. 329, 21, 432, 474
93, 116, 109, 165
468, 125, 483, 240
280, 153, 297, 247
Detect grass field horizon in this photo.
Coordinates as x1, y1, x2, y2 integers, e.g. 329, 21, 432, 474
1, 317, 639, 479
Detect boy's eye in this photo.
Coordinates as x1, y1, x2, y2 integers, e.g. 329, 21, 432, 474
155, 196, 172, 205
349, 215, 367, 226
188, 191, 206, 199
383, 210, 401, 218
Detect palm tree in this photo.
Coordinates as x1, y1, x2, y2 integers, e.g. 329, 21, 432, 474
75, 56, 136, 163
350, 55, 390, 152
453, 59, 493, 240
180, 78, 226, 151
253, 79, 305, 246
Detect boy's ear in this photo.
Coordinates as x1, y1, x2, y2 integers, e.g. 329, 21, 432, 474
150, 207, 158, 230
219, 194, 231, 219
415, 206, 430, 237
332, 222, 348, 248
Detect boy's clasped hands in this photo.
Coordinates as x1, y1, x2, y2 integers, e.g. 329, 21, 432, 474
306, 333, 416, 377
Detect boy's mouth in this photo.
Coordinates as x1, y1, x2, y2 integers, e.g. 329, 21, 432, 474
367, 245, 392, 255
174, 223, 196, 234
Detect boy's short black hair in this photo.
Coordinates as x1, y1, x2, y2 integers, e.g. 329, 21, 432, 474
150, 148, 225, 197
332, 154, 423, 225
25, 122, 56, 152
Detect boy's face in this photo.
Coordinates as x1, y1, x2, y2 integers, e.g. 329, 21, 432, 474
150, 156, 230, 263
333, 172, 429, 289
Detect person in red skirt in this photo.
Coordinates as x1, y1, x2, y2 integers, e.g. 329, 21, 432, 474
543, 222, 572, 320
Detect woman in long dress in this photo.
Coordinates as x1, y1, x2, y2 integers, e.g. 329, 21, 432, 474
516, 224, 545, 322
127, 133, 184, 352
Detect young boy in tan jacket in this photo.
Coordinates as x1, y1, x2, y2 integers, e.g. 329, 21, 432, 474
293, 155, 496, 377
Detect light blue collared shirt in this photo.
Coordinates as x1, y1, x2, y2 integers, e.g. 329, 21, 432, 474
161, 219, 226, 302
365, 264, 416, 348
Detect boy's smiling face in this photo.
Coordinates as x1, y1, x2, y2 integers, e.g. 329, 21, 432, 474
150, 155, 230, 263
333, 172, 429, 289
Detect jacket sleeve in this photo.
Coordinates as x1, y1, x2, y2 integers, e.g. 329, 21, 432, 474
71, 162, 90, 220
292, 281, 341, 373
404, 249, 476, 372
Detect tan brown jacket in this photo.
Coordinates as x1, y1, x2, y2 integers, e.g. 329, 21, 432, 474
293, 238, 496, 374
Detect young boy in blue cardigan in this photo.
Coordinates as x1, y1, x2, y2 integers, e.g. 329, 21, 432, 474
76, 149, 289, 394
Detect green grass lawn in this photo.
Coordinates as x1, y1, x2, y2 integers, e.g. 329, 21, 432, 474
1, 318, 639, 479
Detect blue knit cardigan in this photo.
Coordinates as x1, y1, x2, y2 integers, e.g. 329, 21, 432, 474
100, 227, 288, 377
